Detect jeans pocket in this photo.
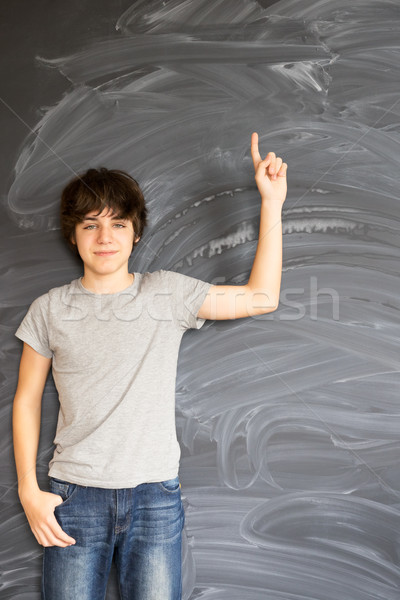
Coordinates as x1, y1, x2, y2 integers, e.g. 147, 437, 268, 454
158, 476, 181, 493
49, 477, 78, 508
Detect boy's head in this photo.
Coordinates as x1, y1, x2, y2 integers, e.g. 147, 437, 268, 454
60, 167, 148, 256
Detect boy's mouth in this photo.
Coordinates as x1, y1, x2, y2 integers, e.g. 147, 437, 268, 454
94, 251, 118, 256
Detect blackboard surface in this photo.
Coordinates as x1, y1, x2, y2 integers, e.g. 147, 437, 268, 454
2, 1, 400, 598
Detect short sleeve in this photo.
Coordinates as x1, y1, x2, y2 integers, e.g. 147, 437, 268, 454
15, 293, 53, 358
163, 270, 213, 330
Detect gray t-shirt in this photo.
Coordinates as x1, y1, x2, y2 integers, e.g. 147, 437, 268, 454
15, 269, 212, 488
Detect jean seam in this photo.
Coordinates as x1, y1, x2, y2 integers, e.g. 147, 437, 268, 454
41, 549, 46, 600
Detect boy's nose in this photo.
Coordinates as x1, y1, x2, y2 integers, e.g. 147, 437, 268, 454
97, 227, 113, 243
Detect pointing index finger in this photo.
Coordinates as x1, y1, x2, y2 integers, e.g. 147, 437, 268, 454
251, 131, 262, 167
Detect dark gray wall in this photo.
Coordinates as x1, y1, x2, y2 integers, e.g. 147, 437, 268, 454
2, 0, 400, 598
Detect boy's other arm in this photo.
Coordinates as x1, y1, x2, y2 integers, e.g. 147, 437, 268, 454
13, 342, 77, 547
198, 132, 287, 321
13, 342, 51, 496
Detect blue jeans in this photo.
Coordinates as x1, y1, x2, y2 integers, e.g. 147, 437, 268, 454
42, 475, 185, 600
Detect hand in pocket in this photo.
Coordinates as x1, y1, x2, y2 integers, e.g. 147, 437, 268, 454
19, 489, 77, 547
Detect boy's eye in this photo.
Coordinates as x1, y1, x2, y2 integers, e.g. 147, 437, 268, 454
82, 223, 126, 230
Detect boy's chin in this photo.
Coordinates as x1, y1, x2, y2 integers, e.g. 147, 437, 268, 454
85, 265, 129, 277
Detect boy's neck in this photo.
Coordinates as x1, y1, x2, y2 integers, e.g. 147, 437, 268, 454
80, 271, 135, 294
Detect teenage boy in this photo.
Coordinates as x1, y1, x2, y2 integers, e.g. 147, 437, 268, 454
13, 132, 287, 600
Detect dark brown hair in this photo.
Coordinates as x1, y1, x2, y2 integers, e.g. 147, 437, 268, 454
60, 167, 148, 256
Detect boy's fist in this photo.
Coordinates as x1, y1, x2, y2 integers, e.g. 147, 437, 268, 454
251, 132, 288, 206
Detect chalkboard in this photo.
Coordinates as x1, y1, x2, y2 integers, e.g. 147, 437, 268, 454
3, 0, 400, 598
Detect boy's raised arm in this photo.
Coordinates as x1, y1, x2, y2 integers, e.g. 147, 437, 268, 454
197, 131, 288, 321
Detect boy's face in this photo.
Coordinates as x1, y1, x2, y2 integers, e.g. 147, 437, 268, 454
72, 207, 140, 277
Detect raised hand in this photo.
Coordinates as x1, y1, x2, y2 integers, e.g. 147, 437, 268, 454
251, 132, 288, 207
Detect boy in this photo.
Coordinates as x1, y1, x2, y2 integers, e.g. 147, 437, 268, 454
13, 133, 287, 600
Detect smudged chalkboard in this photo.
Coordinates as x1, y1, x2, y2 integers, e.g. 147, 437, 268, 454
3, 0, 400, 598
